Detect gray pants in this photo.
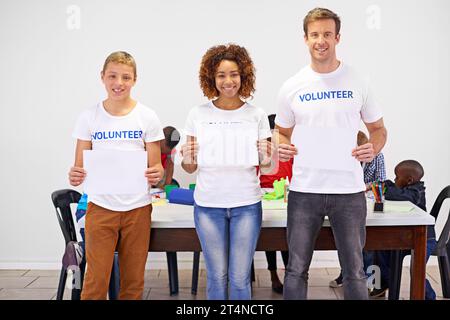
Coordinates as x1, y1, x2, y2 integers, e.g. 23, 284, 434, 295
284, 191, 368, 300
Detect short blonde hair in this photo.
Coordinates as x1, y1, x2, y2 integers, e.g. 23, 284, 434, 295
102, 51, 137, 79
303, 7, 341, 36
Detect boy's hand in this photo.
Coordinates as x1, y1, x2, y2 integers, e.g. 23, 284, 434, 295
181, 140, 198, 165
145, 166, 163, 186
352, 143, 375, 163
257, 139, 273, 166
69, 166, 86, 186
145, 167, 164, 186
277, 143, 298, 162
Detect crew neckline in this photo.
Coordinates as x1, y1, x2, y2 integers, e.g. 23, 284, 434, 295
308, 61, 344, 78
209, 100, 248, 112
100, 101, 139, 119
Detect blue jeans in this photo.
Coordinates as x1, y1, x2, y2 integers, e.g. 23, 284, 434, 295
194, 201, 262, 300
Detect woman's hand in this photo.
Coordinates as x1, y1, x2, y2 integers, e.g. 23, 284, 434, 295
257, 139, 274, 166
181, 140, 198, 165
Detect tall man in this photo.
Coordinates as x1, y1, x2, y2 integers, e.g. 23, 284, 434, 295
275, 8, 387, 300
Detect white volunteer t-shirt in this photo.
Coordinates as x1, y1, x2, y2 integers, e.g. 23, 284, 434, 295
72, 102, 164, 211
184, 101, 271, 208
276, 62, 383, 194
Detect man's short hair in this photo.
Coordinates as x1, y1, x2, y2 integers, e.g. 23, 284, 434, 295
303, 7, 341, 36
163, 126, 180, 150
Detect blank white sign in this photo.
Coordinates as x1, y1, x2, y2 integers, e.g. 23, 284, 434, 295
83, 150, 148, 195
196, 121, 259, 167
294, 126, 358, 172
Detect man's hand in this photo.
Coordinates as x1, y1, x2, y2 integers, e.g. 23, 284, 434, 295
68, 166, 86, 186
277, 143, 298, 162
352, 143, 375, 163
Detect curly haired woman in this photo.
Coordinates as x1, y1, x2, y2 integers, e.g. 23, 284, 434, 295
181, 44, 272, 300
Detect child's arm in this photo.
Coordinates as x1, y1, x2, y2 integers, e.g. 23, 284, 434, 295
145, 141, 164, 186
384, 180, 421, 204
181, 135, 198, 174
69, 139, 92, 186
164, 156, 175, 186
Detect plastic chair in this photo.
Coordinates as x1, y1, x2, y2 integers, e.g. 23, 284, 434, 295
51, 189, 120, 300
388, 185, 450, 299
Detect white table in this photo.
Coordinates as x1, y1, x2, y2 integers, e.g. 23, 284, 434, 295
149, 199, 434, 299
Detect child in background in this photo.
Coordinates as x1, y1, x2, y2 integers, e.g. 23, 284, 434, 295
370, 160, 437, 299
259, 114, 291, 294
359, 131, 386, 188
329, 131, 386, 288
156, 126, 181, 188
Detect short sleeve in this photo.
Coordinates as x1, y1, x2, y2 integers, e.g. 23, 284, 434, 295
360, 81, 383, 123
142, 108, 164, 143
184, 108, 197, 137
72, 110, 92, 141
275, 85, 296, 129
258, 109, 272, 140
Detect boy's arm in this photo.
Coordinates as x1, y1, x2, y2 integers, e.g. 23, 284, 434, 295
69, 139, 92, 186
145, 141, 164, 185
384, 180, 421, 204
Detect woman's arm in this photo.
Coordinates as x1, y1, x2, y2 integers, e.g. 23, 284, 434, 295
181, 135, 198, 174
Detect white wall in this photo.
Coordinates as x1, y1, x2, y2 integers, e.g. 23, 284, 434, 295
1, 0, 449, 269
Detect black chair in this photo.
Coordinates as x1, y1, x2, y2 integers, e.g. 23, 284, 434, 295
388, 185, 450, 299
51, 189, 120, 300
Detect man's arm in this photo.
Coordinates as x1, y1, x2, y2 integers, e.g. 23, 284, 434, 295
366, 118, 387, 154
352, 118, 387, 163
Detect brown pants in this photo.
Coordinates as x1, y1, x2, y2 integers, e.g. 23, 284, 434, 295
81, 202, 151, 300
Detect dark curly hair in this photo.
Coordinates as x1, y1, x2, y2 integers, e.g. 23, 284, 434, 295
199, 44, 256, 99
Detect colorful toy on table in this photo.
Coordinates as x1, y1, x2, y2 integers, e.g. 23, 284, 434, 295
164, 184, 179, 198
168, 188, 195, 205
263, 178, 286, 201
